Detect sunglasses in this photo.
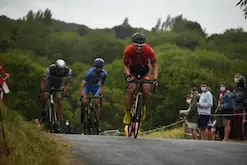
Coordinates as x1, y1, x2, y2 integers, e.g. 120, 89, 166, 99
133, 43, 144, 48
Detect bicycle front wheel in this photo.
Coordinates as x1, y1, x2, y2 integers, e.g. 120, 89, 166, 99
134, 94, 142, 138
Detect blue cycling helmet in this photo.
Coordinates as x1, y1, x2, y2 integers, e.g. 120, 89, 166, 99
94, 58, 105, 69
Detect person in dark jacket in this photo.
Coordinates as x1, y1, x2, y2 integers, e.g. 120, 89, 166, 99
232, 73, 247, 141
218, 83, 233, 141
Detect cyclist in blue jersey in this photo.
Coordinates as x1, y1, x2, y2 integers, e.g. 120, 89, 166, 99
80, 58, 107, 131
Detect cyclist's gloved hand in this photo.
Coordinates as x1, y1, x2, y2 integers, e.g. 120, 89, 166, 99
98, 93, 103, 98
126, 75, 133, 83
153, 79, 159, 87
5, 73, 10, 79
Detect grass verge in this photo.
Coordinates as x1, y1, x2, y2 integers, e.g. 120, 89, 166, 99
0, 103, 71, 165
141, 126, 184, 139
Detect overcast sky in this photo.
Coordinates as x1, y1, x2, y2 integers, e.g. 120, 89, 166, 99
0, 0, 246, 35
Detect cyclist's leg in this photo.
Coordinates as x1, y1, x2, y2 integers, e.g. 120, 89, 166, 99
91, 85, 101, 133
40, 80, 51, 119
123, 81, 137, 123
81, 84, 90, 125
123, 78, 137, 136
141, 74, 152, 122
55, 80, 63, 122
92, 85, 101, 121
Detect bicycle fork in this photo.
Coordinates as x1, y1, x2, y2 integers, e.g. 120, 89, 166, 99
131, 92, 142, 121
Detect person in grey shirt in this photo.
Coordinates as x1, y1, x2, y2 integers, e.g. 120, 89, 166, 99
196, 82, 213, 140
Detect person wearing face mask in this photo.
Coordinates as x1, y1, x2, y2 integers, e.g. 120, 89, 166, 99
217, 84, 233, 141
232, 73, 247, 141
196, 82, 213, 140
186, 87, 201, 139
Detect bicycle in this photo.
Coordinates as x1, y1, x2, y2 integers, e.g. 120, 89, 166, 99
40, 88, 64, 133
127, 75, 156, 138
79, 95, 102, 135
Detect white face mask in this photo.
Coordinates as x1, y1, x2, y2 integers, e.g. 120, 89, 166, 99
186, 99, 191, 104
220, 86, 226, 92
234, 78, 239, 83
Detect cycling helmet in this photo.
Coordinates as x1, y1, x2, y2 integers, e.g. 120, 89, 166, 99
55, 59, 66, 69
132, 32, 146, 44
94, 58, 105, 69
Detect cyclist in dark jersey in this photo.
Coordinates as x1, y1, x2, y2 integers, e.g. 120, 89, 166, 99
123, 32, 159, 136
40, 59, 72, 128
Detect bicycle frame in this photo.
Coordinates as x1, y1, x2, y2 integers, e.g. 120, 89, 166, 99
80, 96, 102, 135
128, 75, 155, 138
49, 91, 57, 126
43, 88, 63, 133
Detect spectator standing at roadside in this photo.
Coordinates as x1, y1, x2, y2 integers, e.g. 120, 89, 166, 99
186, 87, 200, 139
196, 82, 213, 140
217, 83, 233, 141
232, 73, 247, 141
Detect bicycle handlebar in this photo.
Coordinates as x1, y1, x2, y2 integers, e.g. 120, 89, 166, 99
79, 95, 102, 101
39, 88, 70, 98
42, 89, 64, 93
126, 79, 157, 92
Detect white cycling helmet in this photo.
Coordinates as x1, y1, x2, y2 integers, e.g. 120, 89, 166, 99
55, 59, 66, 69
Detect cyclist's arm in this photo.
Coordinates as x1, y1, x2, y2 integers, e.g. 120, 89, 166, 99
41, 68, 50, 90
0, 64, 9, 78
40, 77, 45, 90
100, 72, 107, 94
123, 51, 131, 77
0, 65, 6, 75
80, 69, 91, 96
80, 80, 86, 96
148, 48, 158, 80
64, 69, 72, 92
152, 63, 158, 80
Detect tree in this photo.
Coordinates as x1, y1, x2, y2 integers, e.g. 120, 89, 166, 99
25, 10, 35, 22
43, 8, 52, 26
122, 17, 129, 27
237, 0, 247, 18
162, 15, 171, 31
153, 18, 161, 32
34, 10, 44, 22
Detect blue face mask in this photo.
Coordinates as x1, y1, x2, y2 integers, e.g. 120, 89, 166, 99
220, 87, 226, 92
201, 87, 206, 92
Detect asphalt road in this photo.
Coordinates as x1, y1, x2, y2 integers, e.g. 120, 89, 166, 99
58, 134, 247, 165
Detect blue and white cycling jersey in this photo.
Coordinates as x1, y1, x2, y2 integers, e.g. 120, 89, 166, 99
82, 67, 107, 95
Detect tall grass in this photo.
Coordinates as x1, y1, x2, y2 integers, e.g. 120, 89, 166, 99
0, 102, 71, 165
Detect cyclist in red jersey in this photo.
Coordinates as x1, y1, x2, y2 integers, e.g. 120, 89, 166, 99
0, 64, 10, 101
0, 65, 10, 79
122, 32, 159, 135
